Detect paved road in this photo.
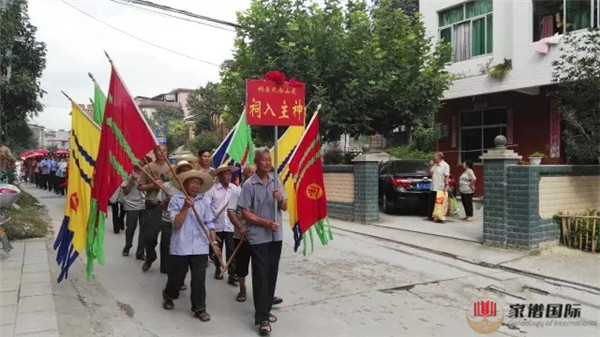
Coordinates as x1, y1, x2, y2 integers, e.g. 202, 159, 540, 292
24, 186, 600, 337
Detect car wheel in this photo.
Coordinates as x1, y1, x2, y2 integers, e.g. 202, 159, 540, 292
382, 193, 394, 214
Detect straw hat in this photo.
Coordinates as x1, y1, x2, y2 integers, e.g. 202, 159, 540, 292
211, 164, 239, 177
176, 156, 198, 165
175, 160, 193, 174
176, 170, 214, 194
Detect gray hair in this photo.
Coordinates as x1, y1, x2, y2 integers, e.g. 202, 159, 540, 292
254, 147, 270, 161
434, 152, 444, 159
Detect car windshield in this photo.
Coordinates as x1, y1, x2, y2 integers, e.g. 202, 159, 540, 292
391, 161, 429, 175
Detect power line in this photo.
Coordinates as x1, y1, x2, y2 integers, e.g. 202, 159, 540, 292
114, 0, 241, 29
59, 0, 222, 67
108, 0, 236, 32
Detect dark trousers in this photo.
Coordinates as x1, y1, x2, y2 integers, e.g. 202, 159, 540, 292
110, 202, 125, 233
461, 193, 474, 217
164, 255, 208, 313
250, 241, 282, 325
34, 173, 40, 188
144, 206, 163, 263
426, 191, 437, 219
213, 232, 235, 275
160, 221, 172, 274
234, 239, 252, 278
56, 177, 65, 195
125, 210, 146, 257
50, 172, 56, 192
41, 174, 49, 190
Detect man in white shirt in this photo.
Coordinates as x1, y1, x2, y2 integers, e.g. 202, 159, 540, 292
204, 164, 240, 284
427, 152, 450, 222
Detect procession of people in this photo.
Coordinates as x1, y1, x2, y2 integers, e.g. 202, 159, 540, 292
100, 144, 288, 335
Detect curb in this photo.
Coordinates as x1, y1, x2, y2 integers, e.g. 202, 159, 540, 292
331, 224, 600, 293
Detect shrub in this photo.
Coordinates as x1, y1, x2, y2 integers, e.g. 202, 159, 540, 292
3, 191, 49, 240
387, 145, 432, 160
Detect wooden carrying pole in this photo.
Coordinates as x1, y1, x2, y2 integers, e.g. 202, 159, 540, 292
165, 161, 224, 265
218, 239, 244, 279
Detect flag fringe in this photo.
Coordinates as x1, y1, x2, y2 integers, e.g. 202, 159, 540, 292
53, 216, 79, 283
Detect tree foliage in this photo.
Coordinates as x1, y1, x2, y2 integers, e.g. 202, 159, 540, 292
188, 131, 220, 156
0, 0, 47, 139
218, 0, 451, 143
552, 29, 600, 163
187, 82, 227, 133
166, 120, 188, 151
4, 118, 34, 155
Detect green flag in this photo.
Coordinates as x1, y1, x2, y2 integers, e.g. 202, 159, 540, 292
93, 81, 106, 125
225, 112, 254, 165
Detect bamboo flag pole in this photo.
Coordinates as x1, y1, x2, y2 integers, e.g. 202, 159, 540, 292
165, 161, 224, 265
218, 239, 244, 279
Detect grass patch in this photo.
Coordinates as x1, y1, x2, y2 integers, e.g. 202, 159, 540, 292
2, 191, 49, 240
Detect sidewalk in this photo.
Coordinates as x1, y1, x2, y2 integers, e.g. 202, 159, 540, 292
0, 239, 59, 337
329, 217, 600, 291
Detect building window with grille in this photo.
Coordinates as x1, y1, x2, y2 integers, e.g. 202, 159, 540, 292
533, 0, 598, 42
460, 108, 507, 163
438, 0, 493, 63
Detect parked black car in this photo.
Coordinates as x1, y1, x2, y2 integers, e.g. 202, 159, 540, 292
378, 160, 433, 214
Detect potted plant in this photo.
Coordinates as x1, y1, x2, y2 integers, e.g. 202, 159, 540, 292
529, 151, 545, 165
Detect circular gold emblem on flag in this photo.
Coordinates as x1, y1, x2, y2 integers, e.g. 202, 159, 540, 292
306, 183, 323, 200
466, 297, 505, 334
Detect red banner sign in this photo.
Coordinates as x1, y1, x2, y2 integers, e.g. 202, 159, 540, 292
550, 100, 560, 158
246, 79, 306, 126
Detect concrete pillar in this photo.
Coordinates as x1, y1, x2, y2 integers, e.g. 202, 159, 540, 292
352, 155, 379, 223
480, 135, 521, 247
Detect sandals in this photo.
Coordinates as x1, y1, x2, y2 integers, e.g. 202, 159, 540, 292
236, 292, 247, 302
259, 321, 271, 335
268, 313, 277, 323
195, 310, 211, 322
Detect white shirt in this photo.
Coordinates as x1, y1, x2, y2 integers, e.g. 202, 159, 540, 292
430, 160, 450, 191
121, 173, 145, 211
204, 182, 240, 232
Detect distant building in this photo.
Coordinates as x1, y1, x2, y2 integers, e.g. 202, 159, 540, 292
78, 104, 95, 121
134, 88, 195, 120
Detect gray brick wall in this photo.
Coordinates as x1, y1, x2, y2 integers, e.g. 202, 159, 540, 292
353, 161, 379, 223
485, 163, 599, 249
328, 201, 354, 221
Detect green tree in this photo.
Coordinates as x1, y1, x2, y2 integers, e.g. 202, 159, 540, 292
153, 106, 184, 129
4, 118, 34, 155
220, 0, 451, 143
166, 120, 188, 151
552, 29, 600, 163
0, 0, 47, 140
188, 131, 220, 155
187, 81, 226, 133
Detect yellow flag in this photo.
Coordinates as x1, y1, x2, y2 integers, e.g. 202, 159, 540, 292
63, 103, 101, 252
271, 126, 304, 229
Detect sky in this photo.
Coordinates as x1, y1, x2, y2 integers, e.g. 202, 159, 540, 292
27, 0, 252, 131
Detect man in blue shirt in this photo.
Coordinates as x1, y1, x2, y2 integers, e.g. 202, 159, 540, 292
162, 170, 222, 322
49, 155, 58, 193
39, 155, 51, 190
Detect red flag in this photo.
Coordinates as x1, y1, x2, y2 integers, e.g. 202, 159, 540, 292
86, 65, 157, 280
288, 112, 332, 253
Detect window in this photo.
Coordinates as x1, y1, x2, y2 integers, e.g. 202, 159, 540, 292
533, 0, 598, 41
460, 108, 506, 163
438, 0, 493, 62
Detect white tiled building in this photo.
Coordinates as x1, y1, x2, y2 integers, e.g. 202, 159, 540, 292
420, 0, 599, 195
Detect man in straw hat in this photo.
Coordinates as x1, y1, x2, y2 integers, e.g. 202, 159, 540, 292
156, 160, 193, 279
162, 169, 221, 322
237, 148, 287, 335
204, 164, 240, 284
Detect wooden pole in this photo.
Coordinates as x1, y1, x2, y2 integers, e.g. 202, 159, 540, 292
217, 239, 244, 279
165, 161, 223, 265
